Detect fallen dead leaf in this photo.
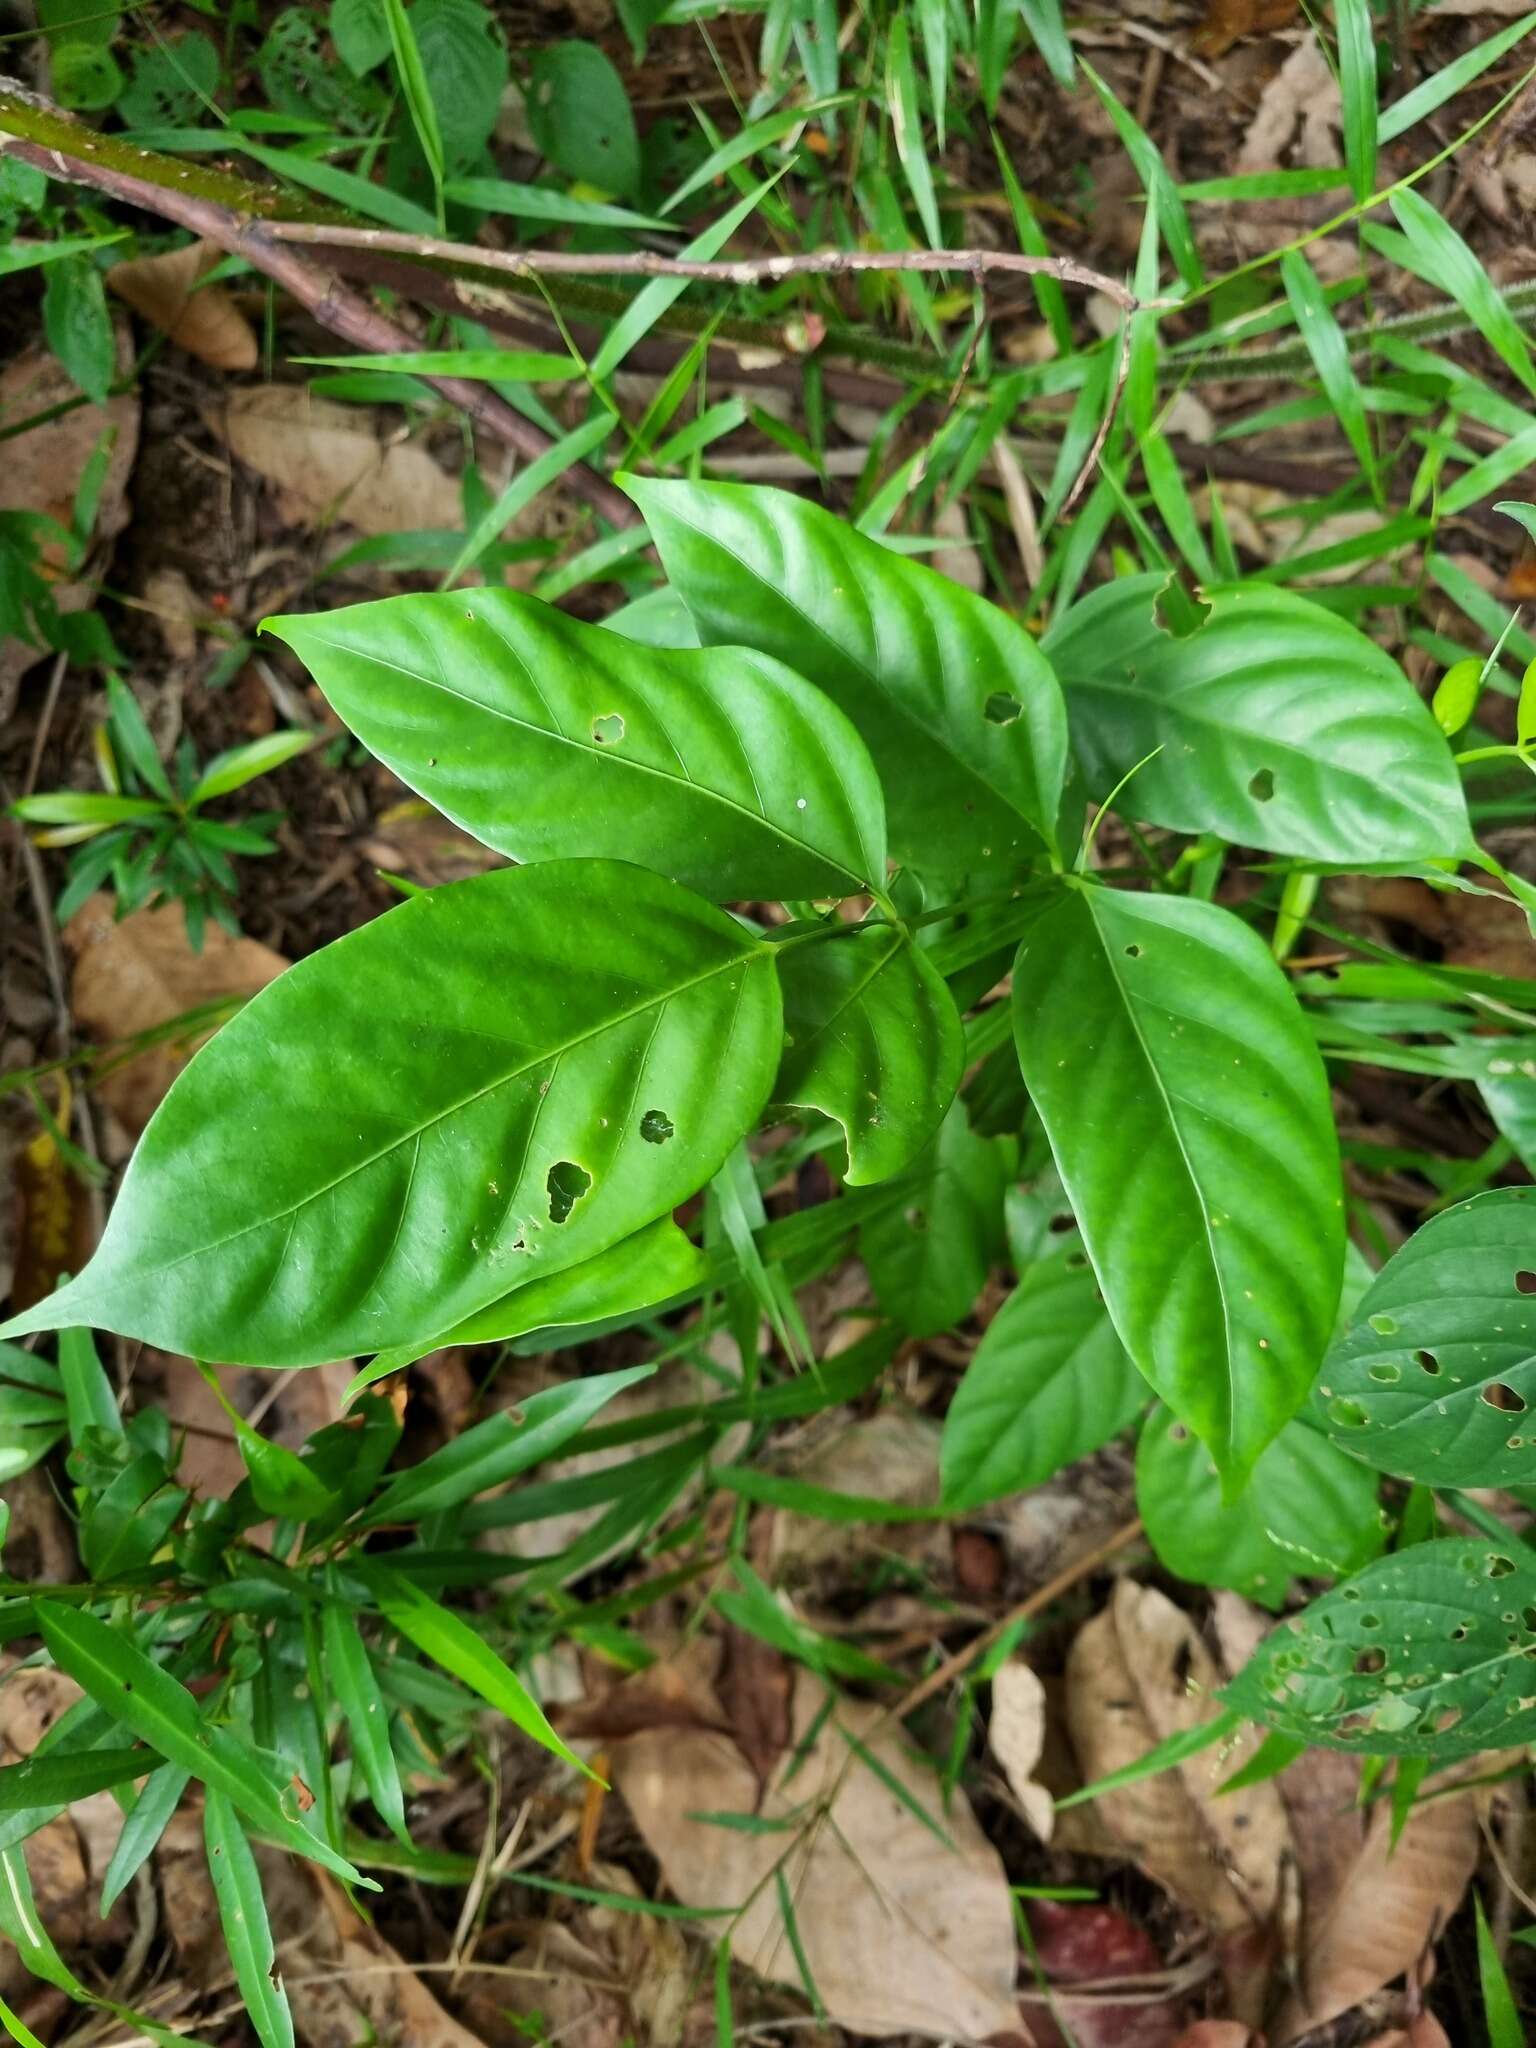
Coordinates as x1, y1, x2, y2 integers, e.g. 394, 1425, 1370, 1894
1193, 0, 1300, 57
0, 345, 139, 721
208, 385, 463, 537
0, 1664, 124, 1943
360, 799, 504, 889
107, 240, 257, 371
65, 893, 287, 1135
990, 1659, 1055, 1841
1024, 1900, 1184, 2048
1273, 1770, 1478, 2044
1171, 2026, 1258, 2048
1066, 1581, 1291, 1938
1366, 2018, 1452, 2048
615, 1664, 1022, 2040
1238, 34, 1339, 174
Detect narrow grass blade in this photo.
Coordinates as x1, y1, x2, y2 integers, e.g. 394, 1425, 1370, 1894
443, 413, 612, 585
322, 1589, 407, 1843
383, 0, 445, 225
1280, 247, 1378, 499
204, 1790, 295, 2048
887, 15, 941, 247
100, 1762, 189, 1914
1477, 1891, 1524, 2047
1335, 0, 1378, 201
1380, 192, 1536, 396
1380, 14, 1536, 143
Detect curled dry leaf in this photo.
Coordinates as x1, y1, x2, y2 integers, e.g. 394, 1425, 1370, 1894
107, 241, 257, 372
1066, 1580, 1291, 1936
1272, 1768, 1478, 2044
990, 1659, 1055, 1840
207, 386, 463, 537
615, 1665, 1021, 2041
65, 893, 287, 1137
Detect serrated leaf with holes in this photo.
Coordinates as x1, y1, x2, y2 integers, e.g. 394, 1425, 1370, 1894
1224, 1538, 1536, 1756
1043, 574, 1471, 863
628, 477, 1069, 874
941, 1240, 1145, 1508
774, 924, 964, 1184
1137, 1406, 1384, 1611
265, 594, 887, 903
1320, 1188, 1536, 1486
1012, 880, 1344, 1489
0, 862, 781, 1366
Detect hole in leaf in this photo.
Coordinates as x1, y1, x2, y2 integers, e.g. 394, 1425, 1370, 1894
639, 1108, 674, 1145
1450, 1623, 1469, 1641
905, 1206, 928, 1234
1368, 1312, 1398, 1337
546, 1160, 592, 1225
1360, 1613, 1381, 1630
1524, 1607, 1536, 1633
1416, 1350, 1441, 1376
1483, 1381, 1527, 1412
1329, 1397, 1369, 1429
591, 713, 625, 745
1065, 1251, 1089, 1269
1488, 1554, 1517, 1579
1354, 1648, 1385, 1675
1047, 1214, 1074, 1234
1153, 569, 1211, 638
1125, 943, 1142, 959
984, 691, 1022, 726
1518, 1270, 1536, 1294
1367, 1362, 1401, 1384
1249, 768, 1276, 803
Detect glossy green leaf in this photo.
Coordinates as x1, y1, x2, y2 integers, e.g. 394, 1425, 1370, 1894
265, 596, 886, 900
773, 924, 963, 1184
322, 1592, 406, 1842
43, 256, 114, 406
1011, 881, 1343, 1488
204, 1789, 295, 2048
236, 1426, 337, 1521
525, 40, 639, 198
0, 862, 781, 1366
1335, 0, 1377, 201
100, 1762, 189, 1913
887, 15, 940, 247
355, 1561, 588, 1774
1224, 1538, 1536, 1757
628, 478, 1069, 873
1043, 575, 1471, 862
348, 1216, 705, 1397
1319, 1188, 1536, 1487
57, 1326, 122, 1448
1386, 190, 1536, 397
331, 0, 390, 74
0, 1749, 149, 1809
35, 1605, 365, 1884
1137, 1406, 1383, 1611
1279, 249, 1377, 497
861, 1100, 1009, 1336
941, 1243, 1144, 1508
188, 732, 313, 807
363, 1363, 653, 1525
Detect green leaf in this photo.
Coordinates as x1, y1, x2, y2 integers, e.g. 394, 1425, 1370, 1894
204, 1790, 295, 2048
100, 1762, 189, 1913
0, 862, 782, 1366
525, 40, 639, 198
773, 924, 963, 1184
1055, 1706, 1243, 1809
861, 1100, 1008, 1336
0, 1749, 150, 1809
592, 176, 778, 383
1279, 249, 1377, 499
1081, 60, 1200, 289
355, 1561, 589, 1774
941, 1246, 1145, 1508
43, 255, 114, 406
444, 175, 664, 230
1383, 190, 1536, 397
1477, 1892, 1525, 2048
409, 0, 507, 170
1043, 574, 1471, 863
1011, 881, 1344, 1489
1380, 13, 1536, 143
264, 595, 888, 901
117, 33, 218, 129
331, 0, 391, 74
57, 1326, 122, 1449
1019, 0, 1073, 84
322, 1592, 406, 1842
1224, 1538, 1536, 1757
51, 42, 123, 112
363, 1363, 653, 1524
188, 732, 313, 807
383, 0, 445, 217
1319, 1187, 1536, 1488
886, 15, 940, 248
238, 1428, 338, 1520
105, 675, 174, 803
1335, 0, 1377, 202
1137, 1407, 1384, 1611
628, 478, 1068, 872
35, 1605, 366, 1884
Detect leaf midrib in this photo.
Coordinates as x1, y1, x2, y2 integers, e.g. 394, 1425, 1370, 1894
297, 623, 870, 891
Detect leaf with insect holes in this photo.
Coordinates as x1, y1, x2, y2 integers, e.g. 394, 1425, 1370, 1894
1225, 1537, 1536, 1757
1319, 1187, 1536, 1487
941, 1240, 1145, 1508
43, 255, 114, 406
1137, 1406, 1384, 1611
0, 862, 781, 1367
628, 477, 1069, 875
774, 924, 964, 1185
264, 595, 887, 902
526, 40, 640, 197
1012, 880, 1344, 1490
1044, 573, 1471, 862
410, 0, 508, 170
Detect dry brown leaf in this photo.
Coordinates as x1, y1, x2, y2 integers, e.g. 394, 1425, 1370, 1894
769, 1407, 944, 1576
1273, 1773, 1478, 2044
1025, 1899, 1183, 2048
1171, 2026, 1258, 2048
107, 241, 257, 371
1193, 0, 1300, 57
990, 1660, 1055, 1841
1366, 2018, 1452, 2048
0, 1665, 122, 1941
65, 893, 287, 1135
360, 800, 504, 888
615, 1665, 1021, 2041
1238, 35, 1339, 173
1066, 1581, 1291, 1937
208, 386, 463, 536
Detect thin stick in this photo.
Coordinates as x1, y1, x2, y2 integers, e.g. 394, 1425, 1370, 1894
256, 221, 1145, 311
0, 131, 635, 528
